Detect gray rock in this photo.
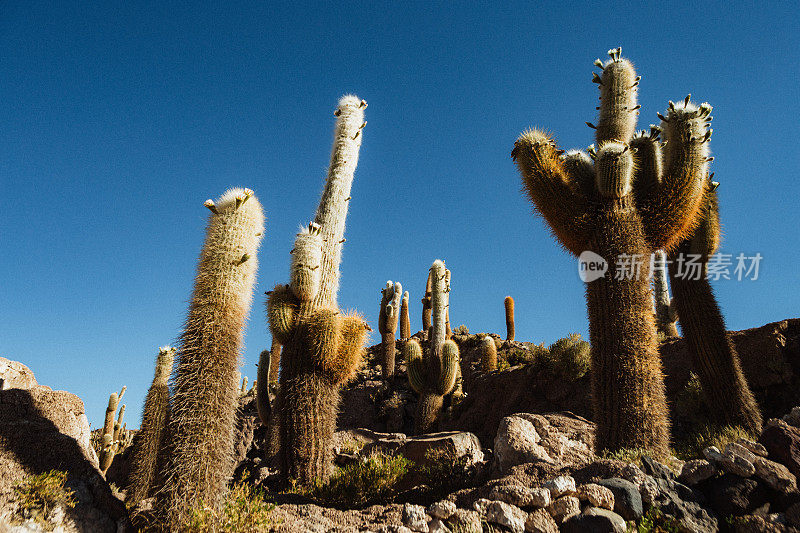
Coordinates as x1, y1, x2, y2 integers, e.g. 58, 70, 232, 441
752, 455, 798, 492
472, 498, 491, 515
542, 475, 576, 498
725, 441, 759, 464
488, 485, 550, 508
678, 459, 717, 485
736, 437, 769, 458
403, 503, 429, 532
640, 455, 675, 481
704, 445, 756, 477
650, 476, 718, 532
561, 507, 626, 533
524, 508, 558, 533
398, 431, 484, 469
700, 474, 769, 517
485, 500, 527, 533
447, 509, 482, 533
545, 495, 580, 524
428, 500, 456, 520
596, 478, 643, 521
427, 518, 452, 533
493, 416, 552, 474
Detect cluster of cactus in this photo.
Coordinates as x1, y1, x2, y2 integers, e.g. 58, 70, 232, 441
378, 281, 403, 380
99, 385, 126, 474
404, 260, 461, 433
512, 47, 716, 457
154, 187, 264, 528
267, 96, 370, 486
668, 187, 762, 434
126, 346, 175, 505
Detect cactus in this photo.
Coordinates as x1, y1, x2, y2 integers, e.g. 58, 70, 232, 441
504, 296, 515, 341
421, 270, 433, 335
480, 336, 498, 372
512, 48, 711, 457
268, 96, 370, 486
668, 188, 762, 434
154, 188, 264, 528
378, 281, 403, 379
404, 260, 460, 434
127, 346, 175, 505
99, 386, 125, 473
256, 348, 272, 426
652, 251, 679, 338
268, 337, 282, 383
240, 376, 249, 395
400, 291, 411, 341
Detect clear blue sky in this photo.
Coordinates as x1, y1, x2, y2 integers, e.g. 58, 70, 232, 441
2, 2, 798, 429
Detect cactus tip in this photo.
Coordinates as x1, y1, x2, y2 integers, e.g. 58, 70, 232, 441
204, 199, 218, 214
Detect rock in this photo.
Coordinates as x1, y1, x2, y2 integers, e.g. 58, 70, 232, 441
485, 500, 527, 533
542, 475, 576, 498
784, 407, 800, 428
427, 517, 452, 533
699, 474, 769, 517
760, 419, 800, 478
447, 508, 481, 533
512, 413, 595, 467
752, 455, 798, 493
398, 431, 483, 469
377, 527, 414, 533
733, 514, 785, 533
0, 383, 128, 532
640, 455, 675, 481
561, 507, 626, 533
596, 478, 643, 521
576, 483, 614, 510
678, 459, 717, 485
786, 502, 800, 527
472, 498, 490, 515
726, 441, 759, 464
0, 357, 38, 390
403, 503, 429, 532
488, 485, 550, 508
736, 437, 769, 458
493, 416, 552, 473
428, 500, 456, 520
704, 445, 756, 477
524, 508, 558, 533
650, 476, 718, 532
545, 495, 580, 524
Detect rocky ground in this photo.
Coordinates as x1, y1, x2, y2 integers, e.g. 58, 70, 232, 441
0, 318, 798, 532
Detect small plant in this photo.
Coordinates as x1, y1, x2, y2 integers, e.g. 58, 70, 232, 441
673, 424, 754, 461
506, 348, 534, 367
545, 333, 591, 381
452, 324, 469, 336
414, 448, 474, 501
12, 470, 76, 528
629, 505, 681, 533
308, 452, 411, 508
187, 480, 276, 532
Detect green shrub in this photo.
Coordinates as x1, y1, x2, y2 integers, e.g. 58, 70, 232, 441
506, 348, 536, 367
452, 324, 470, 335
629, 505, 681, 532
12, 470, 76, 529
673, 424, 754, 461
187, 480, 275, 532
545, 333, 591, 381
308, 452, 410, 507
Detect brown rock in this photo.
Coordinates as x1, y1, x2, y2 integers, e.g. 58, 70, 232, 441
752, 456, 798, 493
576, 483, 614, 510
525, 508, 559, 533
398, 431, 483, 468
760, 419, 800, 478
0, 358, 38, 390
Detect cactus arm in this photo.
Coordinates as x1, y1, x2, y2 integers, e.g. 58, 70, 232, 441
630, 130, 664, 198
256, 349, 271, 425
421, 271, 433, 333
400, 291, 410, 341
595, 142, 635, 199
512, 129, 591, 256
689, 189, 721, 261
562, 150, 597, 200
428, 261, 449, 350
328, 312, 368, 385
268, 338, 282, 383
639, 99, 712, 252
435, 340, 460, 396
404, 339, 426, 394
652, 250, 679, 338
290, 223, 323, 301
592, 49, 640, 144
267, 284, 298, 345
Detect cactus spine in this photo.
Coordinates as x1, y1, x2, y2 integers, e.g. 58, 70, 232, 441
512, 48, 711, 457
404, 260, 460, 434
400, 291, 410, 341
269, 96, 370, 486
504, 296, 515, 341
668, 189, 762, 434
480, 336, 498, 372
155, 188, 264, 528
99, 386, 126, 473
652, 251, 679, 338
127, 346, 175, 505
379, 281, 402, 379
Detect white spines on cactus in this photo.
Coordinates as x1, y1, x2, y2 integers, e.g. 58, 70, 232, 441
290, 222, 323, 301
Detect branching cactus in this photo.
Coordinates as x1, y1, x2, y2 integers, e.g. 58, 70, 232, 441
155, 188, 264, 528
267, 96, 371, 486
668, 187, 762, 434
400, 291, 410, 341
404, 260, 460, 434
480, 336, 498, 372
504, 296, 515, 341
99, 386, 125, 473
652, 251, 679, 338
378, 281, 402, 379
127, 346, 175, 505
512, 47, 712, 457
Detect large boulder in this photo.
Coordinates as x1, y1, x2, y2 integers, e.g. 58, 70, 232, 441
760, 419, 800, 479
0, 360, 128, 532
0, 358, 38, 391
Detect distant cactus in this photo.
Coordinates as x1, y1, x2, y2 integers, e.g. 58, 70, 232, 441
400, 291, 410, 341
99, 386, 125, 473
155, 188, 264, 528
652, 251, 679, 338
512, 48, 711, 457
378, 281, 402, 380
404, 260, 460, 434
480, 336, 497, 372
240, 376, 248, 395
127, 346, 175, 505
504, 296, 515, 341
668, 188, 762, 435
256, 348, 271, 426
421, 270, 432, 335
269, 96, 370, 486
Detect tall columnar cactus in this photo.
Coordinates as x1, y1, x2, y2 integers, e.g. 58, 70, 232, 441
267, 96, 370, 486
404, 260, 460, 434
400, 291, 411, 341
99, 386, 126, 473
155, 188, 264, 528
480, 336, 498, 372
127, 346, 175, 505
421, 270, 433, 335
512, 48, 711, 457
256, 348, 272, 425
504, 296, 515, 341
652, 251, 679, 338
668, 188, 762, 434
379, 281, 403, 379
